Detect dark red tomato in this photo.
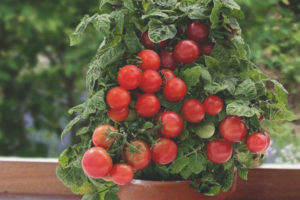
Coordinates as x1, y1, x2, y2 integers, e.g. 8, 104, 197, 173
141, 31, 167, 50
186, 22, 209, 43
92, 125, 116, 149
159, 111, 183, 138
138, 50, 161, 71
203, 95, 223, 116
110, 164, 134, 185
108, 107, 129, 122
206, 140, 232, 164
160, 51, 178, 70
200, 43, 214, 56
106, 87, 131, 109
140, 70, 162, 93
125, 140, 151, 170
152, 138, 177, 165
160, 69, 176, 84
246, 133, 268, 153
174, 40, 200, 64
219, 116, 248, 143
81, 147, 112, 178
163, 78, 187, 102
181, 99, 205, 123
135, 94, 161, 118
118, 65, 142, 90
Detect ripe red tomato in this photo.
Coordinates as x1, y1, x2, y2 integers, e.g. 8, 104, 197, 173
152, 138, 177, 165
110, 164, 134, 185
206, 140, 232, 164
186, 22, 209, 42
108, 107, 129, 122
118, 65, 142, 90
219, 116, 248, 142
160, 69, 176, 84
135, 94, 161, 117
203, 95, 223, 115
81, 147, 112, 178
125, 140, 151, 170
200, 43, 214, 56
174, 40, 200, 64
140, 70, 162, 93
247, 133, 268, 153
138, 50, 160, 71
92, 125, 116, 149
106, 87, 131, 109
159, 111, 183, 138
160, 51, 178, 70
141, 31, 167, 49
163, 78, 187, 102
181, 99, 205, 123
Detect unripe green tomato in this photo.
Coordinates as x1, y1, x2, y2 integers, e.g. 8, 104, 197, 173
195, 121, 215, 139
126, 109, 137, 121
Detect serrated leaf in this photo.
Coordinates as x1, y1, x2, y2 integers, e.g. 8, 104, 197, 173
170, 157, 189, 174
238, 168, 248, 180
210, 0, 222, 29
189, 153, 205, 174
61, 115, 81, 139
124, 31, 143, 54
151, 0, 177, 7
223, 0, 240, 10
234, 79, 257, 100
70, 15, 93, 46
180, 166, 193, 179
91, 14, 111, 36
204, 82, 228, 94
142, 9, 169, 19
226, 100, 260, 117
181, 66, 201, 88
178, 2, 208, 20
148, 19, 177, 43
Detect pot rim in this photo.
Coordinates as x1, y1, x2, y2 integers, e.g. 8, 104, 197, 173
130, 179, 190, 185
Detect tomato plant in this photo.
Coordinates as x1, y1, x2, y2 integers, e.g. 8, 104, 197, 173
163, 78, 187, 102
174, 40, 200, 64
186, 22, 209, 42
160, 69, 176, 84
141, 31, 167, 50
138, 50, 161, 71
140, 70, 162, 93
219, 116, 248, 142
118, 65, 142, 90
160, 51, 178, 70
159, 111, 183, 138
135, 94, 161, 118
206, 140, 233, 164
203, 95, 223, 116
92, 125, 116, 149
181, 99, 205, 123
110, 164, 134, 185
108, 107, 129, 122
152, 138, 177, 165
246, 133, 268, 153
106, 87, 131, 109
200, 43, 214, 56
125, 140, 151, 170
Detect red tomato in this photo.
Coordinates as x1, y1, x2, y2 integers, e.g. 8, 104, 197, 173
125, 140, 151, 170
141, 31, 167, 49
138, 50, 161, 71
159, 111, 183, 138
135, 94, 161, 117
152, 138, 177, 165
81, 147, 112, 178
108, 107, 129, 122
200, 43, 214, 56
160, 69, 176, 84
160, 51, 178, 70
203, 95, 223, 115
106, 87, 131, 109
163, 78, 187, 102
174, 40, 200, 64
219, 116, 248, 142
110, 164, 134, 185
92, 125, 116, 149
181, 99, 205, 123
186, 22, 209, 42
206, 140, 232, 164
140, 70, 162, 93
118, 65, 142, 90
246, 133, 268, 153
259, 114, 264, 122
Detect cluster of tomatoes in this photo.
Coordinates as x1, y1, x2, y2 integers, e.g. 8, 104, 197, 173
81, 21, 270, 186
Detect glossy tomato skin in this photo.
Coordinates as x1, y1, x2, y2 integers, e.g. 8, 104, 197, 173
106, 87, 131, 109
135, 94, 161, 118
140, 70, 162, 93
159, 111, 183, 138
160, 69, 175, 84
141, 31, 167, 49
108, 107, 129, 122
81, 147, 112, 178
246, 133, 268, 153
200, 43, 214, 56
92, 125, 116, 149
160, 51, 178, 70
186, 22, 209, 43
163, 78, 187, 102
110, 164, 134, 185
219, 116, 248, 143
174, 40, 200, 64
138, 50, 160, 71
125, 140, 151, 170
118, 65, 142, 90
152, 138, 177, 165
181, 99, 205, 123
206, 140, 232, 164
203, 95, 223, 115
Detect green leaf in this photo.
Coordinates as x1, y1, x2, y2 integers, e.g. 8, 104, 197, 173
92, 14, 111, 36
180, 166, 193, 179
148, 19, 177, 43
234, 79, 257, 100
237, 151, 253, 168
210, 0, 222, 29
58, 147, 73, 167
123, 0, 135, 11
178, 2, 208, 20
151, 0, 177, 8
200, 67, 212, 83
124, 31, 143, 54
204, 82, 227, 94
157, 94, 183, 113
181, 66, 202, 88
105, 191, 119, 200
61, 115, 81, 139
238, 168, 248, 181
204, 56, 219, 69
170, 156, 190, 174
204, 185, 221, 196
226, 100, 260, 117
70, 15, 93, 46
82, 192, 100, 200
189, 153, 205, 174
221, 169, 234, 192
142, 9, 169, 19
223, 0, 240, 10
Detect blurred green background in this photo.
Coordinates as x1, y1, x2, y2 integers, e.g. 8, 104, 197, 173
0, 0, 299, 163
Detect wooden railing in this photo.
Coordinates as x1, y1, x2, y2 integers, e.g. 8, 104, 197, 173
0, 158, 300, 200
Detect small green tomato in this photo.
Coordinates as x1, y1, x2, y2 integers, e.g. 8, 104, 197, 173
195, 121, 215, 139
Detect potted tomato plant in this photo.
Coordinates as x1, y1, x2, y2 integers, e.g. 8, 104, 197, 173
57, 1, 296, 200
